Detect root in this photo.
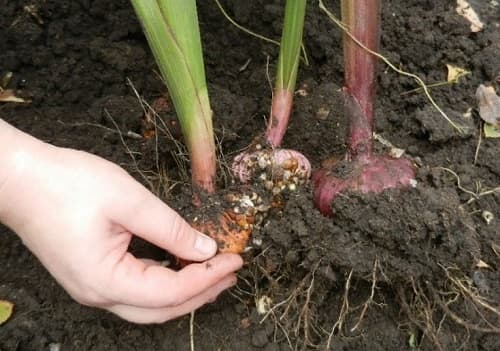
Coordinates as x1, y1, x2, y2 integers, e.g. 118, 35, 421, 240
127, 78, 191, 187
213, 0, 309, 65
259, 261, 322, 349
55, 83, 182, 200
492, 242, 500, 258
325, 270, 352, 349
326, 259, 382, 349
397, 279, 447, 351
435, 167, 500, 204
318, 0, 467, 133
350, 259, 382, 332
440, 265, 500, 332
104, 109, 156, 191
190, 310, 196, 351
474, 121, 483, 165
232, 253, 324, 350
398, 265, 500, 350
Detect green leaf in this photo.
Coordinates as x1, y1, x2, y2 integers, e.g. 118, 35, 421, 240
130, 0, 216, 193
275, 0, 307, 92
0, 300, 14, 325
484, 123, 500, 138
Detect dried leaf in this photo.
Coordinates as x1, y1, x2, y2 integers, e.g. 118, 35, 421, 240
389, 147, 406, 159
476, 84, 500, 126
476, 259, 492, 269
374, 133, 406, 158
239, 317, 251, 329
492, 242, 500, 258
0, 90, 29, 103
1, 72, 13, 88
462, 107, 473, 119
256, 295, 272, 315
484, 123, 500, 138
0, 300, 14, 325
456, 0, 485, 32
24, 5, 44, 25
446, 64, 470, 83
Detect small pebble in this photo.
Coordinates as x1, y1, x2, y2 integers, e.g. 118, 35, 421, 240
251, 329, 269, 348
263, 343, 280, 351
472, 270, 490, 294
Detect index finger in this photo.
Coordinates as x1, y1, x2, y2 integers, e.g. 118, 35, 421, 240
103, 252, 243, 308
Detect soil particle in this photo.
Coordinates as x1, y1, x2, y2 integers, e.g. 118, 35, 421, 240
88, 95, 144, 134
251, 329, 269, 348
412, 106, 475, 144
472, 269, 491, 295
263, 343, 280, 351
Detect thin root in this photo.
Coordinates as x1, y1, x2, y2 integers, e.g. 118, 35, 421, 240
435, 167, 500, 204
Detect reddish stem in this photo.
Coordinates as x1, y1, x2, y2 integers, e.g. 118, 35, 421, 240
312, 0, 416, 217
188, 132, 216, 205
342, 0, 381, 160
190, 148, 216, 193
266, 89, 294, 148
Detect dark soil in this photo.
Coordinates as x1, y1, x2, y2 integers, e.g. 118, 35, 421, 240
1, 0, 500, 350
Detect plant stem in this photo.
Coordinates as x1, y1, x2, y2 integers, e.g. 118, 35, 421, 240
131, 0, 216, 194
341, 0, 381, 161
266, 0, 307, 147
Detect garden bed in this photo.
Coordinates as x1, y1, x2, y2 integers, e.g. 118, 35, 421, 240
1, 0, 499, 350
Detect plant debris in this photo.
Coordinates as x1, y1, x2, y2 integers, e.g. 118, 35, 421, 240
484, 123, 500, 138
0, 90, 29, 103
446, 64, 470, 83
0, 300, 14, 325
476, 84, 500, 138
456, 0, 485, 32
476, 259, 492, 269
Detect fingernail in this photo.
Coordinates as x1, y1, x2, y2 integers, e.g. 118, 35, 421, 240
194, 233, 217, 256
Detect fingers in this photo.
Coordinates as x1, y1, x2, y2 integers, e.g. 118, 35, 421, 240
106, 273, 236, 324
105, 252, 243, 308
111, 180, 217, 262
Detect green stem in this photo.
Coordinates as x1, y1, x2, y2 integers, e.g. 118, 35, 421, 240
131, 0, 216, 195
266, 0, 307, 147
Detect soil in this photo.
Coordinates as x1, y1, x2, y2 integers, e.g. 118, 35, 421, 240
1, 0, 499, 350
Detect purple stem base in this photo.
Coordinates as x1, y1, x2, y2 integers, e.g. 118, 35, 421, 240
313, 155, 416, 216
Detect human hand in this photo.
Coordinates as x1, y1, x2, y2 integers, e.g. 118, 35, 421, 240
0, 121, 243, 323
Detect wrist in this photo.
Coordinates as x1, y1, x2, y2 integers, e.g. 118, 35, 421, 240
0, 119, 20, 192
0, 119, 49, 223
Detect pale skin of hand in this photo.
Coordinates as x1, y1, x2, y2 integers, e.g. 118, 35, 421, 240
0, 119, 243, 323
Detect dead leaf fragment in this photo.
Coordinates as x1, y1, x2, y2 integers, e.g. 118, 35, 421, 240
0, 300, 14, 325
484, 123, 500, 138
315, 106, 330, 120
256, 295, 272, 315
374, 133, 406, 158
476, 259, 492, 269
1, 72, 13, 88
476, 84, 500, 126
456, 0, 485, 32
0, 90, 29, 103
239, 317, 251, 329
492, 242, 500, 258
446, 64, 470, 83
24, 5, 44, 25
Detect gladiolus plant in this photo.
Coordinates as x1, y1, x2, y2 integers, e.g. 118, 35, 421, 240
313, 0, 416, 216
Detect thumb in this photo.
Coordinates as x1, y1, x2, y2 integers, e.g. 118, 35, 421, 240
111, 180, 217, 261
